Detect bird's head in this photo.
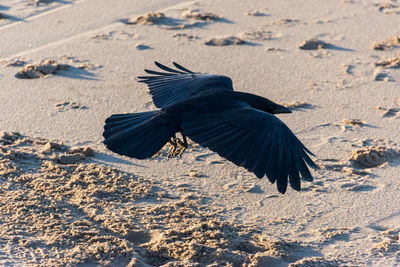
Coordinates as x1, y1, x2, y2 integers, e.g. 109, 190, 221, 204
263, 99, 292, 114
235, 91, 292, 114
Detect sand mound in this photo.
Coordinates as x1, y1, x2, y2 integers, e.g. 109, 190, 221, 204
0, 132, 307, 266
342, 119, 365, 127
127, 11, 166, 25
181, 9, 221, 21
282, 101, 312, 110
370, 228, 400, 257
298, 39, 329, 50
375, 55, 400, 68
15, 59, 69, 79
349, 145, 400, 168
205, 36, 245, 46
371, 37, 400, 51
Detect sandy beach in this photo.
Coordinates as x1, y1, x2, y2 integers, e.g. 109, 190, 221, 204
1, 0, 400, 266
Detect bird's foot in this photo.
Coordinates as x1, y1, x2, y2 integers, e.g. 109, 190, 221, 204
167, 137, 178, 158
175, 137, 188, 158
167, 135, 187, 158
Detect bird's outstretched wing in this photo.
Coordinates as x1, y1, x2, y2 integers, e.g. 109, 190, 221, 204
180, 107, 319, 194
137, 62, 234, 108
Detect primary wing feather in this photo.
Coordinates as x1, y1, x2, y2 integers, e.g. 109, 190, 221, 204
181, 107, 318, 194
138, 62, 234, 108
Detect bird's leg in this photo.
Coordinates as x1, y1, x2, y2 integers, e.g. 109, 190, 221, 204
166, 132, 188, 158
175, 131, 188, 158
167, 134, 178, 158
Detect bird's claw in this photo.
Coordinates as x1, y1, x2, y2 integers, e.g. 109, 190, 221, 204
167, 135, 187, 158
175, 138, 187, 158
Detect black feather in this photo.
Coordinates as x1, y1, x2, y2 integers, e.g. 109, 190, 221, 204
173, 62, 195, 73
155, 61, 186, 74
144, 69, 175, 76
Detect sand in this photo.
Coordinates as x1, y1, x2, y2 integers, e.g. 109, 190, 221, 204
1, 0, 399, 266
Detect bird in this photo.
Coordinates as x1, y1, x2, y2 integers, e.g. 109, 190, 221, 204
103, 61, 318, 194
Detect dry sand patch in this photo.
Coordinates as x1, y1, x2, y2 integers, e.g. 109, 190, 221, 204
0, 132, 326, 266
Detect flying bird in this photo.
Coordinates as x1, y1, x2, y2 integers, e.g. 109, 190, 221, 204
103, 62, 318, 194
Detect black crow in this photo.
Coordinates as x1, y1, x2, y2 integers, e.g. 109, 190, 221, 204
103, 62, 318, 194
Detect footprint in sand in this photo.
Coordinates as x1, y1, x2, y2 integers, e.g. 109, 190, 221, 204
1, 59, 27, 67
374, 3, 400, 14
301, 183, 327, 193
371, 36, 400, 51
341, 119, 375, 132
372, 68, 394, 82
342, 64, 354, 75
370, 227, 400, 257
90, 30, 137, 41
172, 33, 199, 42
238, 27, 281, 42
28, 0, 56, 5
273, 18, 300, 27
313, 227, 355, 242
375, 106, 400, 118
135, 44, 152, 50
240, 181, 264, 193
341, 183, 384, 192
59, 55, 102, 71
246, 10, 268, 17
181, 9, 221, 21
56, 101, 88, 112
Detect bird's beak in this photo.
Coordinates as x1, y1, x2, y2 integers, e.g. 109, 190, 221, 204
273, 105, 292, 114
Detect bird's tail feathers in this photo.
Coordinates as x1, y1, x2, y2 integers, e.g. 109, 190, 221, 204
103, 110, 178, 159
